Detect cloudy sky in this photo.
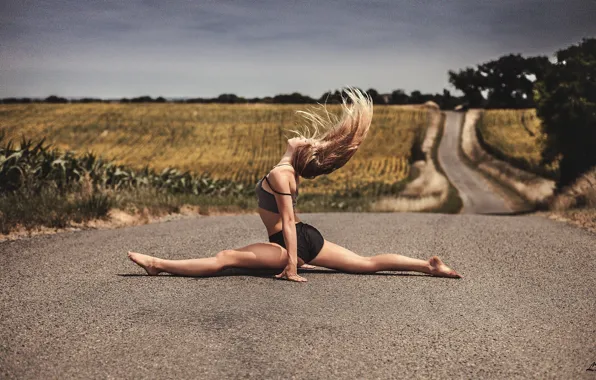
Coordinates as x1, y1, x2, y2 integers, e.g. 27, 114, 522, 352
1, 0, 594, 98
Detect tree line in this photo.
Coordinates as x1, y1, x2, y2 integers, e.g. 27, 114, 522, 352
0, 89, 465, 108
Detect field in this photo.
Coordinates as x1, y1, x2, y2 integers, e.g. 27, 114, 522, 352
0, 103, 429, 197
477, 109, 559, 180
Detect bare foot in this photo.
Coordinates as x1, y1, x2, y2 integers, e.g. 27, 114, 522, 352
428, 256, 462, 279
128, 251, 161, 276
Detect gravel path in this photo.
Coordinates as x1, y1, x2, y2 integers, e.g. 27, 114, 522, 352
1, 212, 594, 379
438, 111, 511, 214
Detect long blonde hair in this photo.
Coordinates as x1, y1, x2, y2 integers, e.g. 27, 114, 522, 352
288, 86, 373, 179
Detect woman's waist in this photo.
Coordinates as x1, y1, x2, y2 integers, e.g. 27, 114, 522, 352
258, 213, 303, 236
267, 221, 305, 238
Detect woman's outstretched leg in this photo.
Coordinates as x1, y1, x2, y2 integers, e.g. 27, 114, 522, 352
309, 240, 462, 278
128, 242, 290, 277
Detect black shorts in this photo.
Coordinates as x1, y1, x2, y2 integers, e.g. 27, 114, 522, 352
268, 222, 325, 263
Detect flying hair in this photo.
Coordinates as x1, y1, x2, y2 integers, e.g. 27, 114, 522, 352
288, 86, 374, 179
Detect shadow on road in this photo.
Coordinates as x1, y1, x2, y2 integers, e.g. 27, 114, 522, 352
117, 269, 435, 279
478, 208, 538, 216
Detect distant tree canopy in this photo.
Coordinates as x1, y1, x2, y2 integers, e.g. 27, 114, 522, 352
45, 95, 69, 104
272, 92, 317, 104
315, 88, 462, 109
1, 89, 463, 108
76, 98, 105, 103
449, 54, 551, 109
534, 38, 596, 188
1, 98, 34, 104
390, 89, 409, 105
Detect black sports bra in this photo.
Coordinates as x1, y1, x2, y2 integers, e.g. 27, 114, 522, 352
255, 164, 298, 214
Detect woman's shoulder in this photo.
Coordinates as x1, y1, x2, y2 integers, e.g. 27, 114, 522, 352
269, 165, 296, 178
267, 167, 298, 193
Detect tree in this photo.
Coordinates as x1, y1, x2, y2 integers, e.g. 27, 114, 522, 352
439, 89, 461, 110
216, 94, 239, 103
130, 96, 153, 103
448, 67, 485, 107
478, 54, 550, 108
76, 98, 103, 103
534, 38, 596, 188
449, 55, 551, 109
272, 92, 316, 104
390, 89, 409, 105
409, 91, 425, 104
366, 88, 386, 104
45, 95, 68, 103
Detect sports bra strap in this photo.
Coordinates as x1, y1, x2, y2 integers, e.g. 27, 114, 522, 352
264, 175, 293, 196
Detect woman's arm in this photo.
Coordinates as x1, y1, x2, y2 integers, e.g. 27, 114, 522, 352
268, 172, 307, 283
281, 215, 299, 273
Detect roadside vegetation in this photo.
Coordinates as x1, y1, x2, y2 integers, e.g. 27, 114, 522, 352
0, 133, 255, 234
0, 105, 432, 235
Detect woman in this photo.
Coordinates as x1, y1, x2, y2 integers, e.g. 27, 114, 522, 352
128, 87, 462, 282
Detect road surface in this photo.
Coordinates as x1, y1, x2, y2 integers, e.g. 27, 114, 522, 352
438, 111, 511, 214
1, 212, 594, 379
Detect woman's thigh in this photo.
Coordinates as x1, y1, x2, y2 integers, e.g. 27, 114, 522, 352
309, 240, 374, 273
225, 242, 303, 269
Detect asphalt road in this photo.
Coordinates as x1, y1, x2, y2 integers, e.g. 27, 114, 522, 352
438, 112, 511, 214
1, 212, 595, 379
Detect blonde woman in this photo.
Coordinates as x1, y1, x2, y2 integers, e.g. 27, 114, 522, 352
128, 87, 462, 282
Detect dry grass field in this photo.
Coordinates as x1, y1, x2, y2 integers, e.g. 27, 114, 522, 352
477, 109, 559, 179
0, 103, 428, 197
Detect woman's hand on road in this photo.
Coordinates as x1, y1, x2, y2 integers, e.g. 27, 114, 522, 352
299, 263, 317, 270
275, 266, 307, 282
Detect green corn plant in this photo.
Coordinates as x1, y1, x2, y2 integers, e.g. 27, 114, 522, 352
1, 134, 254, 197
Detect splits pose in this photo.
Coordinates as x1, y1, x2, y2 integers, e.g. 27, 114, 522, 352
128, 87, 462, 282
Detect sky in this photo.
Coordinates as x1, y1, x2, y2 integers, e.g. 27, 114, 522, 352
1, 0, 595, 99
